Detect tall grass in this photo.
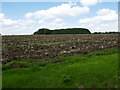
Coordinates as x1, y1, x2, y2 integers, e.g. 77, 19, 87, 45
2, 48, 119, 88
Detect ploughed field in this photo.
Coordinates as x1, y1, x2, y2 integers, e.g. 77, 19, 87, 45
2, 34, 120, 88
2, 34, 118, 64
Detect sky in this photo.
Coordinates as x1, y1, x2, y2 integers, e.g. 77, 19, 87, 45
0, 0, 119, 35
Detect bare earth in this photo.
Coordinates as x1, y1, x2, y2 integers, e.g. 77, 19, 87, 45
2, 34, 119, 64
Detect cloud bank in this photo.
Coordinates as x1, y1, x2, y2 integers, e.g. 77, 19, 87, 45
79, 8, 118, 32
25, 3, 90, 19
1, 2, 118, 35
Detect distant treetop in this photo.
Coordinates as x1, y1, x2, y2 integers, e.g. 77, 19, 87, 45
93, 32, 120, 34
34, 28, 91, 35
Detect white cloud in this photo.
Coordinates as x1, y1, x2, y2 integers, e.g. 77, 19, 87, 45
97, 8, 117, 16
80, 0, 102, 6
0, 13, 5, 19
25, 3, 90, 20
38, 22, 66, 30
0, 12, 67, 35
79, 9, 117, 23
79, 8, 118, 32
38, 20, 45, 24
80, 22, 118, 32
37, 19, 66, 30
0, 13, 36, 35
54, 18, 63, 23
2, 19, 17, 26
25, 12, 33, 19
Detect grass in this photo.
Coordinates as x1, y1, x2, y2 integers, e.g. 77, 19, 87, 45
2, 48, 119, 88
2, 61, 32, 70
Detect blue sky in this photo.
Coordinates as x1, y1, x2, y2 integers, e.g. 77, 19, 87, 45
0, 1, 118, 35
2, 2, 118, 20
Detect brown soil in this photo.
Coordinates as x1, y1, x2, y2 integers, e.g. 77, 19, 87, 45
2, 34, 119, 64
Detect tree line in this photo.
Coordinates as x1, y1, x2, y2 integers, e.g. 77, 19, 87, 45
34, 28, 91, 35
93, 32, 120, 34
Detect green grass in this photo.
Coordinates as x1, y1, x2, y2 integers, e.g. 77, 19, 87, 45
2, 61, 33, 70
2, 48, 119, 88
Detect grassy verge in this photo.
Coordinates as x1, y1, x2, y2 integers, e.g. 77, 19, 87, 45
2, 48, 119, 88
